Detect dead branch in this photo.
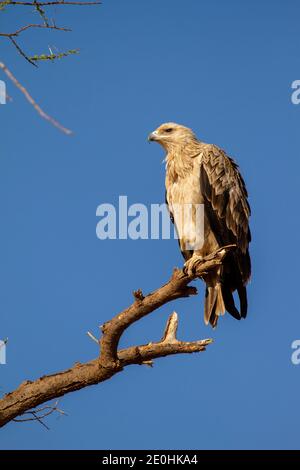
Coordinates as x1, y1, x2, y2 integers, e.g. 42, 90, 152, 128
0, 246, 232, 429
0, 61, 72, 135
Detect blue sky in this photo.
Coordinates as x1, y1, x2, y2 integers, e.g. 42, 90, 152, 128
1, 0, 300, 450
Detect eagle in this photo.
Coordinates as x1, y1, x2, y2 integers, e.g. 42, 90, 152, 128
148, 123, 251, 328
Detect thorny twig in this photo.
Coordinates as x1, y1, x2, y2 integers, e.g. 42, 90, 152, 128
12, 400, 67, 430
9, 37, 37, 66
0, 24, 71, 37
0, 0, 100, 133
1, 1, 101, 5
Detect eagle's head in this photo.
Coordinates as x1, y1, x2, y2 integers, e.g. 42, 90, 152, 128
148, 122, 197, 151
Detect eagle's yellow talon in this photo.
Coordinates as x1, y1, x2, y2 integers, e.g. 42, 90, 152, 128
184, 255, 204, 277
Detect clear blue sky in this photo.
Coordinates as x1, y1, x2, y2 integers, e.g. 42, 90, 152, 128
1, 0, 300, 450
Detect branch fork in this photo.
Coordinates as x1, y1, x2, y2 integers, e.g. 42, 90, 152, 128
0, 246, 233, 428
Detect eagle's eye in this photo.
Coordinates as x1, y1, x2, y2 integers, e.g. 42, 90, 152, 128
164, 128, 173, 133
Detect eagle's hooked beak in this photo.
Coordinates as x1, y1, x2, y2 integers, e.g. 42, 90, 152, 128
148, 130, 159, 142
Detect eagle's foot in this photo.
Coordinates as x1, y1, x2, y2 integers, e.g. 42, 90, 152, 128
184, 254, 204, 277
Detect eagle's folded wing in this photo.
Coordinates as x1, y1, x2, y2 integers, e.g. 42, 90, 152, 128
199, 145, 251, 255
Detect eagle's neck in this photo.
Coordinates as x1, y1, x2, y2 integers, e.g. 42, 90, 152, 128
165, 140, 201, 181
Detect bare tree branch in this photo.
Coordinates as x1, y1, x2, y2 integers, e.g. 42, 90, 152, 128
0, 246, 233, 429
0, 61, 72, 134
13, 400, 67, 430
33, 0, 50, 26
9, 37, 37, 66
2, 1, 101, 5
0, 24, 71, 37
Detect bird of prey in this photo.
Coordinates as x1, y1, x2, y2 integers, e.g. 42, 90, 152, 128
148, 123, 251, 327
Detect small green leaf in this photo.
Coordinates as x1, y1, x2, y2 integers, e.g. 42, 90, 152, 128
29, 49, 80, 62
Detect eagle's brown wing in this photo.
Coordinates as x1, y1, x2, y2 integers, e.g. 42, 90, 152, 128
200, 144, 251, 255
199, 144, 251, 318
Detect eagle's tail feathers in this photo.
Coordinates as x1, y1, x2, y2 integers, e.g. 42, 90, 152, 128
204, 284, 226, 327
237, 284, 248, 318
204, 286, 216, 325
215, 283, 226, 316
221, 285, 241, 321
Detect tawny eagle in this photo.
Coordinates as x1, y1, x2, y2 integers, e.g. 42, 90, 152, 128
148, 123, 251, 327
